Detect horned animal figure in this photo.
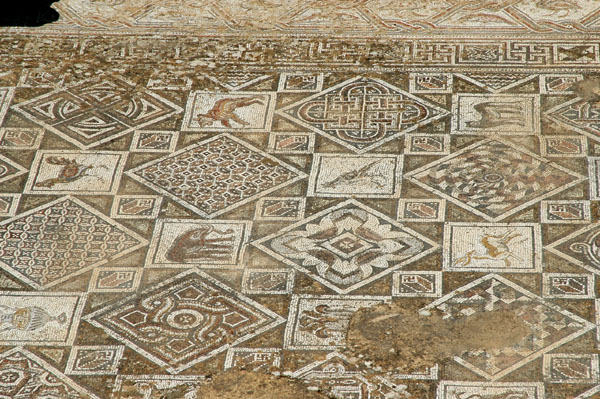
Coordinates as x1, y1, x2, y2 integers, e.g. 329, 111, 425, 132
453, 231, 523, 268
196, 96, 264, 128
34, 157, 95, 188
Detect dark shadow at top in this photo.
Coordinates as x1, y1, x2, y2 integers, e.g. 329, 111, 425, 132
0, 0, 60, 27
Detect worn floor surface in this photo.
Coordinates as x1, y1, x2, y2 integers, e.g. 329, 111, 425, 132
2, 1, 600, 398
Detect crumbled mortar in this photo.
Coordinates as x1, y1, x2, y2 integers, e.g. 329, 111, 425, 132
195, 371, 328, 399
347, 302, 530, 373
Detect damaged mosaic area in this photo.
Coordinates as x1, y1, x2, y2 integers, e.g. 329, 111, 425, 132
3, 1, 600, 398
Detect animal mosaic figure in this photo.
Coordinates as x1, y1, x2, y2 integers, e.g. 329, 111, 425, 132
166, 225, 235, 263
196, 96, 264, 128
321, 160, 387, 189
34, 157, 96, 188
558, 46, 595, 62
454, 231, 522, 268
466, 102, 525, 129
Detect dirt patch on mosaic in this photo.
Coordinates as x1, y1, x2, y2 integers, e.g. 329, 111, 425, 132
346, 302, 530, 372
195, 371, 328, 399
573, 76, 600, 104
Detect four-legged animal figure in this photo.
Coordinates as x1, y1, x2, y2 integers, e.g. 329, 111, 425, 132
196, 96, 264, 128
454, 231, 523, 268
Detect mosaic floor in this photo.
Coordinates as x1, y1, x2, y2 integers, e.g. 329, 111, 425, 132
3, 1, 600, 398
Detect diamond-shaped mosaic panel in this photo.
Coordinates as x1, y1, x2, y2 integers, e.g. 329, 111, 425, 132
0, 196, 147, 289
0, 154, 27, 185
406, 139, 584, 221
278, 76, 449, 153
0, 347, 99, 399
546, 98, 600, 141
127, 134, 306, 218
253, 199, 438, 294
13, 77, 182, 149
85, 269, 285, 373
423, 274, 595, 380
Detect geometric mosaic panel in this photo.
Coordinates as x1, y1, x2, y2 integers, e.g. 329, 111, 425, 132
409, 73, 453, 94
88, 267, 143, 293
454, 73, 537, 94
392, 271, 442, 297
0, 193, 20, 217
0, 153, 27, 186
404, 133, 450, 155
127, 134, 306, 218
543, 273, 595, 299
540, 136, 587, 157
541, 200, 591, 224
85, 269, 285, 374
253, 199, 438, 294
278, 72, 324, 92
278, 76, 449, 153
290, 351, 408, 398
267, 132, 315, 154
0, 196, 147, 289
546, 98, 600, 143
0, 88, 14, 127
407, 139, 585, 221
65, 345, 124, 375
397, 198, 446, 222
111, 375, 207, 398
437, 381, 544, 399
130, 130, 179, 153
254, 197, 306, 221
0, 127, 44, 149
588, 157, 600, 200
0, 347, 100, 399
546, 223, 600, 276
110, 195, 163, 219
241, 269, 295, 295
543, 353, 599, 384
540, 74, 583, 95
13, 77, 182, 149
224, 347, 282, 371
